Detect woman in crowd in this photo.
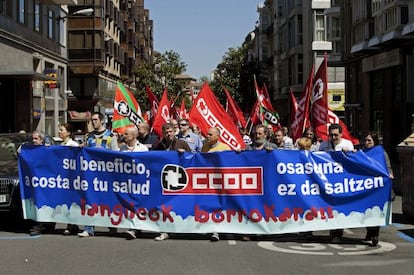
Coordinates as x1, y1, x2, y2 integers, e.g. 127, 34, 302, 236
363, 131, 394, 246
59, 123, 80, 235
300, 126, 320, 151
59, 123, 79, 147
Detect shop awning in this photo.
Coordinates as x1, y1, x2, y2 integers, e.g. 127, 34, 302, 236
0, 71, 57, 81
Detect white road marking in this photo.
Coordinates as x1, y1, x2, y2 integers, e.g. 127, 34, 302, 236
257, 241, 396, 256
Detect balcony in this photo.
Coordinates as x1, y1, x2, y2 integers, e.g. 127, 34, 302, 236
312, 41, 332, 51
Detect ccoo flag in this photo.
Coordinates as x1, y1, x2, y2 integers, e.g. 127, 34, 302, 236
188, 82, 245, 150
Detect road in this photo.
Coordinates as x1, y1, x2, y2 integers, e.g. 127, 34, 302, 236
1, 196, 413, 275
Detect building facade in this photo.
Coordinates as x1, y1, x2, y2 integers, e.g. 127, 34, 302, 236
0, 0, 76, 135
342, 0, 414, 160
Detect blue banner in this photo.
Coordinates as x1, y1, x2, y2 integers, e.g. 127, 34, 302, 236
18, 145, 392, 234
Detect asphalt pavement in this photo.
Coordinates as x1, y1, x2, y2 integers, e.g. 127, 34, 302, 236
1, 195, 414, 275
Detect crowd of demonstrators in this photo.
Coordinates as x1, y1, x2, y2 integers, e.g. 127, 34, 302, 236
177, 118, 203, 152
153, 123, 192, 241
78, 112, 119, 238
21, 115, 392, 245
202, 127, 231, 242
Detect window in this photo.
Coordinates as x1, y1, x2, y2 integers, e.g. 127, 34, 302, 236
18, 0, 25, 24
48, 9, 54, 39
314, 11, 326, 41
34, 1, 40, 32
0, 0, 4, 15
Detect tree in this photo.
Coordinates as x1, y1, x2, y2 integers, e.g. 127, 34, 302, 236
210, 45, 253, 112
134, 50, 187, 111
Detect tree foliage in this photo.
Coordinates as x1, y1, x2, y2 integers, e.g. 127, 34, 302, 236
134, 50, 187, 110
210, 45, 255, 112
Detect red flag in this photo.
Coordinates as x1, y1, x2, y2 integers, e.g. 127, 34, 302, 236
151, 88, 171, 137
145, 85, 160, 118
112, 81, 144, 134
311, 55, 359, 144
188, 82, 245, 150
314, 110, 360, 145
178, 98, 189, 119
254, 75, 275, 112
245, 100, 260, 134
311, 55, 329, 132
290, 65, 314, 142
223, 87, 247, 129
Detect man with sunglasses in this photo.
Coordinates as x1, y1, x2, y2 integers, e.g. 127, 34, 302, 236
319, 123, 354, 243
319, 123, 354, 152
177, 118, 203, 152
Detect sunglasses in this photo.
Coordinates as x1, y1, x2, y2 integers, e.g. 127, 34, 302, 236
179, 124, 188, 126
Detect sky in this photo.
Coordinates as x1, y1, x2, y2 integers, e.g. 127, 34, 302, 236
145, 0, 263, 80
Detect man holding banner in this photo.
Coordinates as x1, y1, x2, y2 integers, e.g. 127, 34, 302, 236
78, 112, 119, 237
202, 127, 231, 242
319, 123, 354, 243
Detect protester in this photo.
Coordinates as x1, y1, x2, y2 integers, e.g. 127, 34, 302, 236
241, 124, 276, 240
296, 126, 320, 151
281, 126, 294, 148
78, 112, 119, 238
318, 123, 354, 243
59, 123, 79, 147
296, 136, 314, 239
120, 126, 149, 240
137, 122, 159, 150
202, 127, 231, 241
246, 124, 277, 151
266, 125, 275, 142
201, 127, 231, 153
169, 119, 180, 135
239, 127, 252, 146
274, 129, 294, 149
363, 131, 394, 246
319, 123, 354, 152
29, 130, 56, 236
153, 123, 191, 241
177, 118, 203, 152
58, 123, 81, 236
191, 124, 205, 142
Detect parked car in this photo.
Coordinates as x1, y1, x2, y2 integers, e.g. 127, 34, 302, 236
0, 133, 54, 228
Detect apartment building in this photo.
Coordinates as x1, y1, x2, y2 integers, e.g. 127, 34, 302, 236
66, 0, 153, 132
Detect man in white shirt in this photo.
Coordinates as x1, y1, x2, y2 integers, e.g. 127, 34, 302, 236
121, 126, 148, 240
319, 123, 354, 152
319, 123, 354, 243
